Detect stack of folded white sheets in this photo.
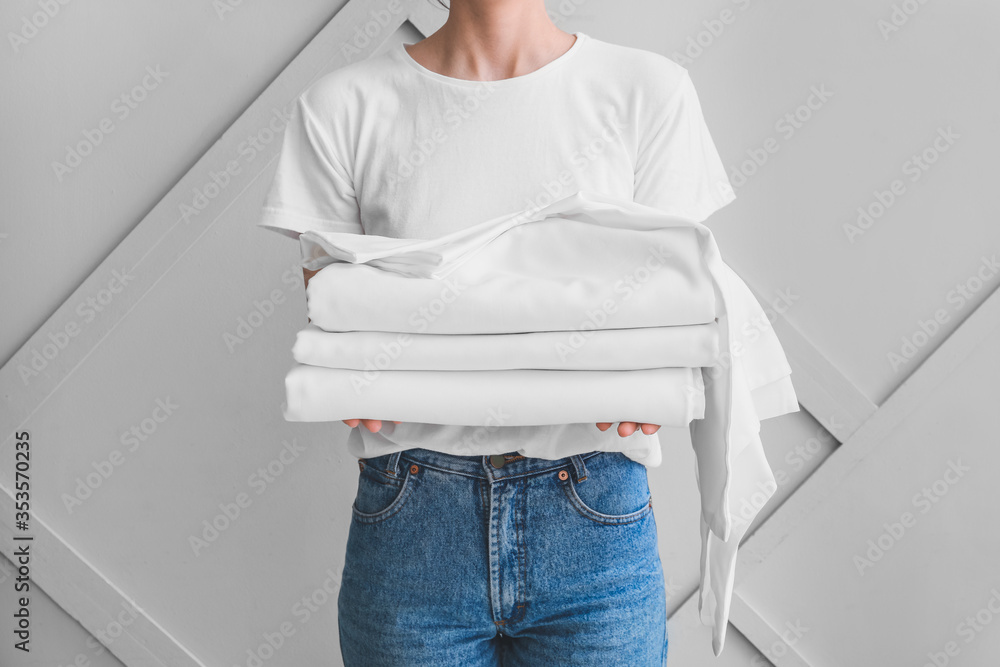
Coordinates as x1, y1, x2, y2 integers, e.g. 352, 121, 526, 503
279, 190, 799, 655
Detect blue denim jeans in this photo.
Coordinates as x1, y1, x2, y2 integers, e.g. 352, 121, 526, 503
337, 447, 668, 666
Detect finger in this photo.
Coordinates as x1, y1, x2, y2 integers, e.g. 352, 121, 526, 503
617, 422, 637, 437
361, 419, 382, 433
595, 422, 613, 431
640, 423, 661, 435
343, 419, 361, 428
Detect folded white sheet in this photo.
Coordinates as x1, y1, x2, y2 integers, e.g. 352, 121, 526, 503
303, 222, 717, 334
283, 365, 705, 426
291, 322, 721, 371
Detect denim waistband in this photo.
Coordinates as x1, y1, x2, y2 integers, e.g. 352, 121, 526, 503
364, 447, 604, 483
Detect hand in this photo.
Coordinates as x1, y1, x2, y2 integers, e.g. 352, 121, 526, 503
342, 419, 401, 433
596, 422, 661, 437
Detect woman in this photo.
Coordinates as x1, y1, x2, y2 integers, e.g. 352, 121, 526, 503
259, 1, 736, 664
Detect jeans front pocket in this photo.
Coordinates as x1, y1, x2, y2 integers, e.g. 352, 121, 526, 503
351, 457, 417, 525
560, 452, 653, 525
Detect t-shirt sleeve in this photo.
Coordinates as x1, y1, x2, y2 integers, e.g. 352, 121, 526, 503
633, 69, 737, 223
257, 93, 363, 240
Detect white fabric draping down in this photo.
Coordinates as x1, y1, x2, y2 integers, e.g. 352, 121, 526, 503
281, 190, 799, 656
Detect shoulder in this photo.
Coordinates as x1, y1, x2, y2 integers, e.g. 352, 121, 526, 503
295, 50, 401, 117
580, 34, 691, 104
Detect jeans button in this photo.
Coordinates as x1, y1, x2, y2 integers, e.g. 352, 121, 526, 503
489, 454, 506, 468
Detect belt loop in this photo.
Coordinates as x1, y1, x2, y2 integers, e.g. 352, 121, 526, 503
385, 452, 402, 476
569, 454, 588, 483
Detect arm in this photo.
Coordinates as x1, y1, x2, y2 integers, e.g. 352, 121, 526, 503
597, 68, 734, 438
302, 266, 395, 432
302, 266, 320, 292
258, 91, 388, 432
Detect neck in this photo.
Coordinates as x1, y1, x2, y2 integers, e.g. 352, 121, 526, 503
410, 0, 575, 81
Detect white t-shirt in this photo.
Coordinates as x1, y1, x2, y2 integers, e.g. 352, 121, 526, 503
258, 31, 737, 467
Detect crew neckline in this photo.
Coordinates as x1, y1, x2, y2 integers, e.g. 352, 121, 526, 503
396, 32, 588, 88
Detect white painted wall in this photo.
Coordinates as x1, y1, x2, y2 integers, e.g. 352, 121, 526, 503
1, 0, 996, 665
